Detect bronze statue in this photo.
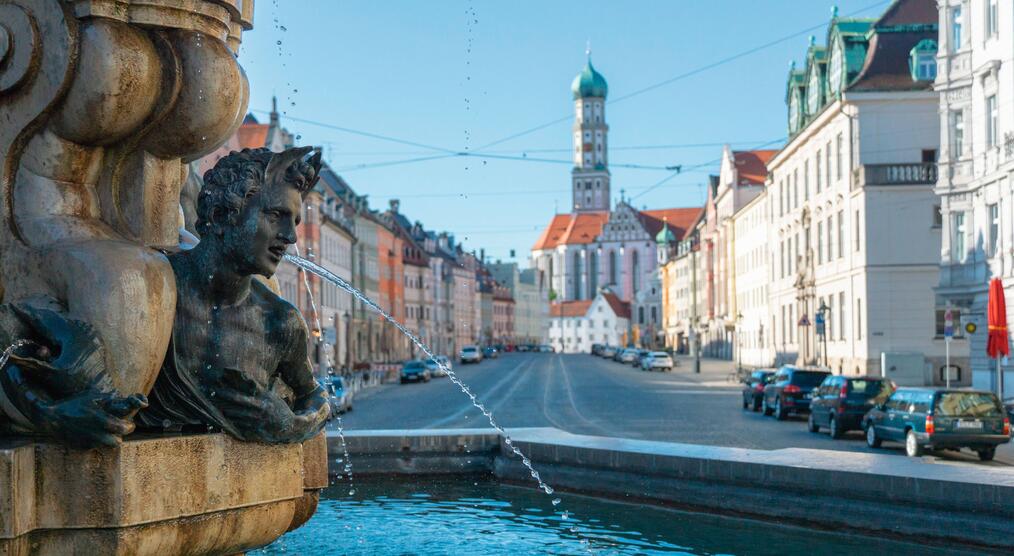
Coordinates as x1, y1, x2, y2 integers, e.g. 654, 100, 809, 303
137, 147, 330, 443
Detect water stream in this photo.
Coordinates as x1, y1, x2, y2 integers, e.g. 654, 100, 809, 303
283, 253, 565, 508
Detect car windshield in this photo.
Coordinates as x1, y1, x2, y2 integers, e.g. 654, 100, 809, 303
935, 392, 1002, 418
650, 352, 668, 357
793, 371, 829, 387
425, 359, 436, 364
404, 361, 425, 370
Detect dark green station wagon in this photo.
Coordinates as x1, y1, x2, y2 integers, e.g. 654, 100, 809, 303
863, 388, 1011, 461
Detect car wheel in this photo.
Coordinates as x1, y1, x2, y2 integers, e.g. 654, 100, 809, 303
762, 398, 773, 416
905, 430, 923, 457
976, 447, 996, 461
829, 415, 843, 439
752, 398, 761, 412
865, 422, 882, 448
775, 398, 786, 421
807, 413, 819, 433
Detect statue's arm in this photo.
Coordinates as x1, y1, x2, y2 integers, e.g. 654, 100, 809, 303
276, 312, 329, 440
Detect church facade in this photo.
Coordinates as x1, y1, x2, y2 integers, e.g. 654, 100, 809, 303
532, 55, 699, 347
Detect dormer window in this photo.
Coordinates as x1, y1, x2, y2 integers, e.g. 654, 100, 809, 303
788, 92, 801, 133
806, 66, 823, 115
909, 39, 937, 82
828, 39, 843, 95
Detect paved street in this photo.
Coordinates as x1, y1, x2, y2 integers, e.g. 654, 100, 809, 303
336, 353, 1014, 467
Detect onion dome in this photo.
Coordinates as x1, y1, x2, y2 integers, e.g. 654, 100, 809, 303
571, 58, 608, 100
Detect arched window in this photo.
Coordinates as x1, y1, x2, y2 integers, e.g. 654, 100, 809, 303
590, 251, 599, 296
632, 250, 640, 293
573, 251, 583, 300
608, 250, 617, 285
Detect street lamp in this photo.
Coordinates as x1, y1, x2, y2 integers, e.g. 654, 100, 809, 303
817, 300, 830, 369
735, 312, 743, 374
342, 310, 351, 375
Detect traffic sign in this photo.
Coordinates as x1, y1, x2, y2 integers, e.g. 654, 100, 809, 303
944, 308, 954, 339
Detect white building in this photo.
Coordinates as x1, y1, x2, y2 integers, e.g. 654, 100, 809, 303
732, 190, 772, 368
548, 291, 630, 354
767, 0, 944, 380
935, 0, 1012, 394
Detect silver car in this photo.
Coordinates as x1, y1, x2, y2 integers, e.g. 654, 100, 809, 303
460, 345, 482, 364
618, 349, 639, 364
641, 351, 674, 371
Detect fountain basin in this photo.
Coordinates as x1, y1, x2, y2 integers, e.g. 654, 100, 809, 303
326, 427, 1014, 551
0, 432, 326, 555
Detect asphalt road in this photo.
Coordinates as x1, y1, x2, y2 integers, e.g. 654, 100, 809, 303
336, 352, 1013, 467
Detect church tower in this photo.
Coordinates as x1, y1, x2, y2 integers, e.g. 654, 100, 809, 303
570, 51, 610, 212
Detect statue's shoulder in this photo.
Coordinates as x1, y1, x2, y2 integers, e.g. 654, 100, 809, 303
249, 279, 306, 334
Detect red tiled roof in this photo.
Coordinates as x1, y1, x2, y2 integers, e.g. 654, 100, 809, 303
237, 124, 270, 150
532, 211, 609, 250
550, 300, 593, 318
733, 150, 777, 185
877, 0, 936, 27
601, 291, 630, 319
640, 207, 702, 239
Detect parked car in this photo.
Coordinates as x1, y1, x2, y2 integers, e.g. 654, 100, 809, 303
537, 344, 554, 353
740, 369, 775, 411
326, 375, 352, 416
600, 345, 617, 358
808, 376, 894, 438
591, 343, 604, 356
863, 388, 1011, 460
459, 345, 482, 364
618, 349, 640, 364
632, 349, 651, 367
641, 351, 674, 371
483, 346, 499, 359
400, 360, 431, 383
612, 347, 627, 362
435, 355, 453, 374
762, 367, 831, 420
424, 358, 448, 377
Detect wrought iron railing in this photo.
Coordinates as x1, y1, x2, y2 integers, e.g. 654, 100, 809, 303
854, 162, 937, 186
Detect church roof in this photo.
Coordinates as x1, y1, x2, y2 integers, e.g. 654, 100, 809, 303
571, 58, 608, 100
236, 123, 270, 149
531, 211, 609, 250
733, 149, 778, 185
639, 207, 701, 240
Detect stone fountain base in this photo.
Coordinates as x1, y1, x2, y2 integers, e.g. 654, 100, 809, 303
0, 432, 326, 555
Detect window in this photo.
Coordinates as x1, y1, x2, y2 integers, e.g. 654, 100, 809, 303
838, 292, 846, 341
989, 203, 999, 257
950, 6, 963, 52
793, 170, 799, 208
932, 205, 942, 228
908, 39, 937, 82
590, 251, 599, 296
573, 252, 583, 300
804, 160, 810, 200
780, 240, 785, 278
828, 40, 843, 95
824, 142, 832, 188
986, 0, 998, 39
856, 298, 862, 341
631, 250, 640, 293
835, 133, 843, 180
935, 308, 964, 338
837, 211, 844, 259
815, 152, 822, 193
951, 211, 966, 262
854, 210, 860, 252
827, 294, 834, 340
986, 95, 998, 149
608, 250, 617, 285
950, 110, 964, 157
817, 221, 823, 264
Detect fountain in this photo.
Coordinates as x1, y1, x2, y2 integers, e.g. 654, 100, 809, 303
0, 2, 327, 554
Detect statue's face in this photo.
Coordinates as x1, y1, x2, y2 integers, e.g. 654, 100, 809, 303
223, 181, 302, 277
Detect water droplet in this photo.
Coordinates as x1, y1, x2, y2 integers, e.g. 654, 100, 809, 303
276, 40, 282, 46
561, 511, 570, 520
280, 25, 287, 32
348, 489, 356, 496
162, 419, 172, 428
552, 498, 561, 506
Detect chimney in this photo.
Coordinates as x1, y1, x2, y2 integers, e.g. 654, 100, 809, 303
270, 95, 279, 125
389, 199, 400, 213
480, 248, 485, 263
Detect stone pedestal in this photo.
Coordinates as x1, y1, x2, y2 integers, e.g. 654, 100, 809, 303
0, 432, 326, 555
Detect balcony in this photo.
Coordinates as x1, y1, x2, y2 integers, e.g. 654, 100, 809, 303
852, 163, 937, 188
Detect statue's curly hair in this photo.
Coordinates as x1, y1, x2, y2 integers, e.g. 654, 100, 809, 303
197, 147, 318, 235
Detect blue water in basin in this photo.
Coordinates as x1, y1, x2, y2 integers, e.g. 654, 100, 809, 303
255, 477, 972, 555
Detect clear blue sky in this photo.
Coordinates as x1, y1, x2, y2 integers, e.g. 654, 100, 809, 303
238, 0, 891, 263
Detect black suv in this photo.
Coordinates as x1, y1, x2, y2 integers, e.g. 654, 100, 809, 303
762, 367, 830, 420
808, 376, 894, 438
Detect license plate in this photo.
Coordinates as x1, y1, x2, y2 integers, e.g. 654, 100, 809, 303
955, 420, 983, 430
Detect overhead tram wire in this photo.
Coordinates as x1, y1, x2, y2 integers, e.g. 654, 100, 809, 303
473, 0, 890, 151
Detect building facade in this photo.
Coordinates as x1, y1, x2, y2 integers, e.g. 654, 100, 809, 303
935, 0, 1012, 394
766, 0, 944, 381
548, 291, 630, 353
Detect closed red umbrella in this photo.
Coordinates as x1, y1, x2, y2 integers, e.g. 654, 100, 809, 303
987, 278, 1009, 359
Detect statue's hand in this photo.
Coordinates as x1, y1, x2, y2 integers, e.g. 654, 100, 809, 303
39, 391, 148, 448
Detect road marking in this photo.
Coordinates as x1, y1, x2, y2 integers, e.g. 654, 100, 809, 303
652, 390, 738, 395
421, 357, 532, 429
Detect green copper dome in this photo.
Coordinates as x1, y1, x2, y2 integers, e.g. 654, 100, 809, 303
655, 221, 676, 244
571, 58, 608, 100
